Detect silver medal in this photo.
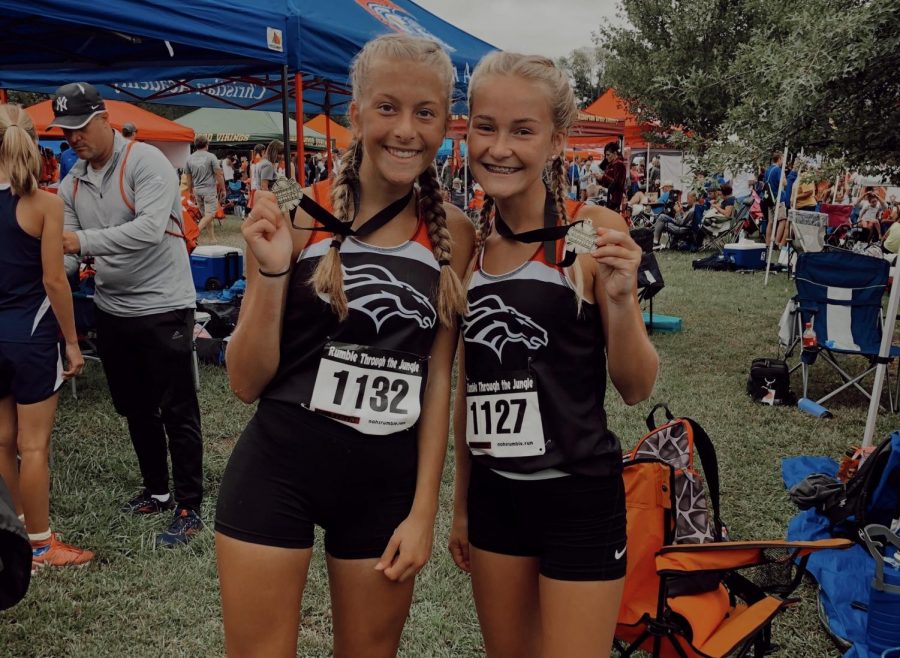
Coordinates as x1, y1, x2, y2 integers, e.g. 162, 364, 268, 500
564, 220, 597, 255
270, 175, 304, 213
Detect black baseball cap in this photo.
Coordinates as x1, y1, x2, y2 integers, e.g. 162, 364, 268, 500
48, 82, 107, 130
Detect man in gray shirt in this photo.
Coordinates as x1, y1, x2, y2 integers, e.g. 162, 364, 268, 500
185, 135, 224, 241
53, 82, 203, 548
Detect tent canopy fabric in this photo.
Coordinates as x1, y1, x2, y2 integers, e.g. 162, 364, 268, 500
25, 100, 194, 143
0, 1, 497, 115
584, 89, 656, 149
304, 115, 353, 150
0, 0, 288, 83
177, 108, 327, 148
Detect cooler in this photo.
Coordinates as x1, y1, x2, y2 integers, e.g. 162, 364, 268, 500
723, 242, 767, 270
190, 245, 244, 291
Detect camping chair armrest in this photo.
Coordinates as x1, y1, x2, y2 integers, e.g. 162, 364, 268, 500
655, 539, 852, 574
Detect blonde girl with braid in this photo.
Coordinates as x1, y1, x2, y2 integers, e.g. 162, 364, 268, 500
215, 34, 473, 658
449, 52, 658, 658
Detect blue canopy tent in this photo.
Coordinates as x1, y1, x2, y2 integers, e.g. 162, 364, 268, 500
1, 0, 497, 180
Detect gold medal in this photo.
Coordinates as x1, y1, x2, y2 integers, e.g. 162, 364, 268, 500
564, 219, 597, 255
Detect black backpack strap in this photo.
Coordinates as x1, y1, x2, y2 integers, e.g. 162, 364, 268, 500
685, 418, 724, 539
646, 403, 675, 431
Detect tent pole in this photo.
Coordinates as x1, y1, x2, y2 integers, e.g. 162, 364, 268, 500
831, 172, 839, 204
764, 144, 789, 286
463, 145, 468, 209
324, 89, 333, 177
645, 143, 650, 193
295, 72, 305, 185
863, 259, 900, 449
280, 65, 292, 179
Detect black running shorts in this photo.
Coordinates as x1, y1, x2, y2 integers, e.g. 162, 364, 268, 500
215, 399, 418, 559
0, 341, 62, 405
467, 460, 627, 581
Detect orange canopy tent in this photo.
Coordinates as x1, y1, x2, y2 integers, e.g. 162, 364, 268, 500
25, 99, 193, 142
584, 89, 657, 149
304, 114, 352, 150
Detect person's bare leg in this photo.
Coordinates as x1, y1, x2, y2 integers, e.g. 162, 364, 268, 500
0, 395, 20, 516
539, 575, 625, 658
328, 555, 415, 658
16, 395, 58, 535
470, 547, 542, 658
216, 533, 313, 658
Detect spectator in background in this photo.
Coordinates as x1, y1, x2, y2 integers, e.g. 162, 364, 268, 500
248, 144, 264, 210
185, 134, 225, 242
121, 122, 137, 141
52, 82, 203, 548
450, 177, 466, 209
648, 156, 661, 193
567, 157, 581, 199
221, 154, 234, 183
858, 192, 884, 239
256, 140, 282, 191
762, 152, 783, 245
711, 183, 736, 218
58, 142, 78, 181
598, 141, 626, 212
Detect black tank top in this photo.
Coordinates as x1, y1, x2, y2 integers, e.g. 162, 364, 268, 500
263, 182, 441, 436
462, 231, 621, 476
0, 185, 58, 344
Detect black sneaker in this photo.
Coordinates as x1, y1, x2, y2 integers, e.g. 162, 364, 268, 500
155, 507, 203, 548
122, 489, 176, 515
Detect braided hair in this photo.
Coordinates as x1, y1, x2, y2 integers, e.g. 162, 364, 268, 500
309, 34, 465, 327
310, 139, 362, 320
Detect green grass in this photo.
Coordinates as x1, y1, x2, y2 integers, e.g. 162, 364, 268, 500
5, 215, 891, 657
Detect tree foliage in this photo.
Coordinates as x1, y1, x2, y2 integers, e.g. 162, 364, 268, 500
596, 0, 900, 178
557, 46, 607, 108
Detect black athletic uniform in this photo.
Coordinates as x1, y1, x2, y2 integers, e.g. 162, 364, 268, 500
216, 183, 441, 558
462, 224, 627, 581
0, 184, 63, 405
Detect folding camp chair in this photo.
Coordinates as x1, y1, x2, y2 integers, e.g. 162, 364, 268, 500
779, 250, 899, 411
614, 459, 852, 658
698, 208, 742, 252
788, 209, 828, 254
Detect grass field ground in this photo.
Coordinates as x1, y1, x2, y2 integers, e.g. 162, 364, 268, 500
3, 215, 893, 657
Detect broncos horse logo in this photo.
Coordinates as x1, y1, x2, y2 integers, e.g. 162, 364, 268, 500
463, 295, 548, 362
318, 264, 436, 333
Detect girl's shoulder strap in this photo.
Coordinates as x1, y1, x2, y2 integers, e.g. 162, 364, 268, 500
565, 198, 586, 218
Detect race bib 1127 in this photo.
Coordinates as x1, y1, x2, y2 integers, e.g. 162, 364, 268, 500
465, 371, 545, 458
307, 342, 426, 435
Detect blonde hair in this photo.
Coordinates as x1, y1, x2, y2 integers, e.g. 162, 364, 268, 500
467, 52, 585, 307
311, 34, 465, 327
0, 104, 41, 196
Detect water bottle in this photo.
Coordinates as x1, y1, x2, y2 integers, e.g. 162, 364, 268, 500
861, 525, 900, 658
802, 322, 817, 350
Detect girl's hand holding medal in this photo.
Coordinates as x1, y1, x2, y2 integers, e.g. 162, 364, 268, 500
243, 190, 293, 276
590, 226, 643, 304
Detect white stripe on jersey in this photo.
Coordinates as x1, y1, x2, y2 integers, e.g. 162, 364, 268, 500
299, 235, 439, 271
53, 344, 64, 392
31, 295, 52, 336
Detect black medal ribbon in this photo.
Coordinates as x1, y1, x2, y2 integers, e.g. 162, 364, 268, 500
492, 191, 584, 267
292, 187, 414, 239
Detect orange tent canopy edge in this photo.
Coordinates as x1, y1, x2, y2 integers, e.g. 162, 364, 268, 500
304, 114, 352, 150
25, 99, 194, 142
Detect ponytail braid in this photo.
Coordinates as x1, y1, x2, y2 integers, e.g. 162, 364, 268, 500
310, 139, 362, 320
417, 164, 467, 327
549, 154, 585, 313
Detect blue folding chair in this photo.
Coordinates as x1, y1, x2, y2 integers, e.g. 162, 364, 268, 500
779, 250, 899, 411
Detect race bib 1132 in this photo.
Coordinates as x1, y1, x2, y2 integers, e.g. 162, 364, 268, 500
307, 342, 426, 435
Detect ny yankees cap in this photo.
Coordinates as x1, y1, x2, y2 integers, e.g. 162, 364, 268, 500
48, 82, 107, 130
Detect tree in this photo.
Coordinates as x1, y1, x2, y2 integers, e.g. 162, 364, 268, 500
595, 0, 900, 178
597, 0, 765, 142
557, 46, 606, 108
720, 0, 900, 177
